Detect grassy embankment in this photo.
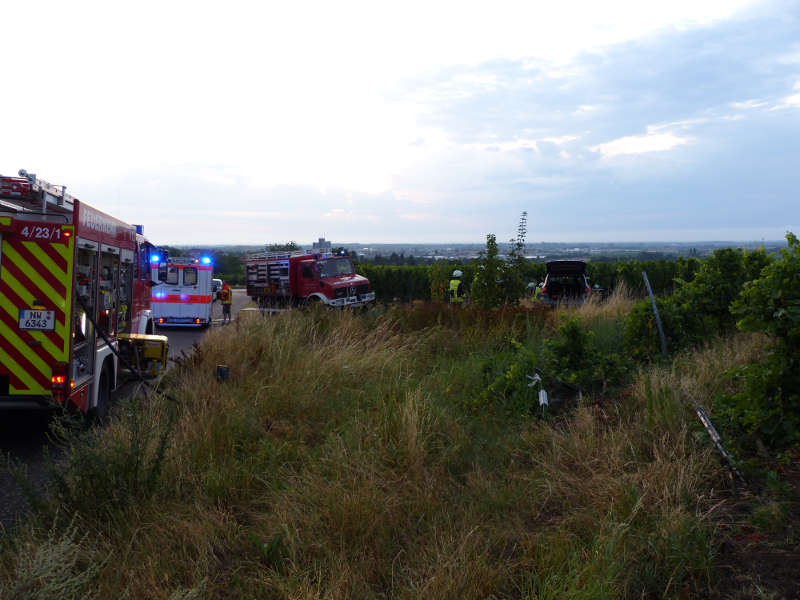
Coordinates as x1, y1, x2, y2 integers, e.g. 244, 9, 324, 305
0, 292, 777, 598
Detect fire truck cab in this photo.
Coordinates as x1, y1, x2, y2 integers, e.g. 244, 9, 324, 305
151, 255, 213, 327
0, 170, 158, 414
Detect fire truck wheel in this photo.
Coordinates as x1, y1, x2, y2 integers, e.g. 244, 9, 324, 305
93, 368, 112, 423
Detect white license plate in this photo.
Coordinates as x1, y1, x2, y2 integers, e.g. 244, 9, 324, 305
19, 309, 55, 331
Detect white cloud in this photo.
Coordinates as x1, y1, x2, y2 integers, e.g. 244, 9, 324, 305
398, 213, 437, 222
731, 99, 770, 109
776, 82, 800, 108
779, 94, 800, 107
3, 0, 793, 244
323, 209, 379, 222
590, 129, 691, 157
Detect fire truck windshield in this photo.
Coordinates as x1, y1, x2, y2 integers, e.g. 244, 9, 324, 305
318, 258, 354, 278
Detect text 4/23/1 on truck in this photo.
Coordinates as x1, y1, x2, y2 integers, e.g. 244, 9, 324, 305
0, 170, 163, 416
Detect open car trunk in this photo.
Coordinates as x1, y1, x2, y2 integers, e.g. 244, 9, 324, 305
544, 275, 586, 299
542, 261, 589, 304
545, 260, 587, 276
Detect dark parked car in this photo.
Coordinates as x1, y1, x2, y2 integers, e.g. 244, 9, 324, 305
538, 260, 593, 306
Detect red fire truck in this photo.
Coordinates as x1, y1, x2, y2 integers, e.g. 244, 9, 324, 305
245, 249, 375, 308
0, 169, 159, 415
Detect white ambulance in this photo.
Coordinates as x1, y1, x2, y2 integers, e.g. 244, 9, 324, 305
151, 255, 213, 327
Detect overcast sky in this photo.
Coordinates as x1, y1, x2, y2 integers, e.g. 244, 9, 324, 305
2, 0, 798, 245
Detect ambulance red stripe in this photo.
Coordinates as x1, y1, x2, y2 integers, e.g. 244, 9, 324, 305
152, 295, 212, 304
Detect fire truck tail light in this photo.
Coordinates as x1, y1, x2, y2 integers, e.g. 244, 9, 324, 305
50, 363, 68, 390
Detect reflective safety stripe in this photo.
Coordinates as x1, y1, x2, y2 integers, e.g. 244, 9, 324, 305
152, 294, 212, 304
0, 236, 73, 395
449, 279, 464, 303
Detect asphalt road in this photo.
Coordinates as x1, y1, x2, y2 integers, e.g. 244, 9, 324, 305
158, 287, 251, 358
0, 288, 252, 530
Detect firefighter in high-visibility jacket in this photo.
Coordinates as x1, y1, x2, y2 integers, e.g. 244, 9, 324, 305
220, 281, 233, 323
449, 270, 466, 304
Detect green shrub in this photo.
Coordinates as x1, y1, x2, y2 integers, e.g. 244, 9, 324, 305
714, 232, 800, 452
673, 247, 772, 336
477, 316, 632, 414
45, 394, 175, 522
542, 316, 631, 396
623, 297, 703, 362
471, 234, 506, 309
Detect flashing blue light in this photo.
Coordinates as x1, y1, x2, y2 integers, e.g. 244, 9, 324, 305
151, 254, 161, 263
201, 256, 211, 265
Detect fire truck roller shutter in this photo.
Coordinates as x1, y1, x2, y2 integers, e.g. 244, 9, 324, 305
99, 246, 120, 338
119, 249, 135, 333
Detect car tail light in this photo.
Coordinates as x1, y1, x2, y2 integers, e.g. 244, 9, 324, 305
50, 362, 68, 402
195, 318, 201, 324
158, 317, 165, 324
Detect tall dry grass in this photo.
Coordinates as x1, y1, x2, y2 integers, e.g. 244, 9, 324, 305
549, 282, 636, 327
0, 306, 765, 598
631, 331, 770, 412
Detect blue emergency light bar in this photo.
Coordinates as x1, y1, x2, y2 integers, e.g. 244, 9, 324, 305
201, 256, 212, 264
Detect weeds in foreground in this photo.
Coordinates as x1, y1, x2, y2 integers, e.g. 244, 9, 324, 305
0, 307, 781, 598
0, 519, 99, 600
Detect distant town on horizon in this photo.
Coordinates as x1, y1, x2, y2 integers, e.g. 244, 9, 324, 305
167, 237, 790, 262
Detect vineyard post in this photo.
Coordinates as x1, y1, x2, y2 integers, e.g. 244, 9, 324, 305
642, 271, 668, 358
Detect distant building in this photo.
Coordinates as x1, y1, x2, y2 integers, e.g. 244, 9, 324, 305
312, 237, 332, 251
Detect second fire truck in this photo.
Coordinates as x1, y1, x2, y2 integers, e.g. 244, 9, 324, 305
245, 249, 375, 308
0, 169, 160, 416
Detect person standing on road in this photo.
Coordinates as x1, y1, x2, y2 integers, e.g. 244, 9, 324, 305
220, 281, 233, 323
